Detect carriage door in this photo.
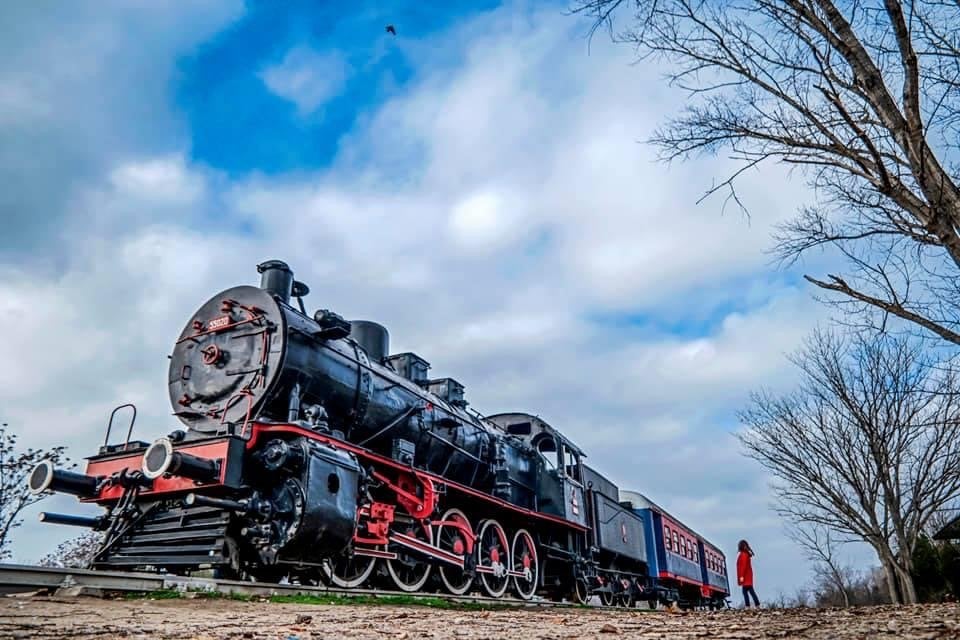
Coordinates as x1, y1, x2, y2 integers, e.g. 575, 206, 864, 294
561, 444, 587, 528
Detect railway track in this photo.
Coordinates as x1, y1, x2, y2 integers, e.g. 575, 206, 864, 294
0, 563, 572, 608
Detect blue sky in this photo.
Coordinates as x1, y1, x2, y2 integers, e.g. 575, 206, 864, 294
0, 0, 867, 599
180, 0, 504, 175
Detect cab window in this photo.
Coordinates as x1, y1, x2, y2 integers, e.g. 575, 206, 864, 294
563, 445, 582, 483
534, 435, 558, 471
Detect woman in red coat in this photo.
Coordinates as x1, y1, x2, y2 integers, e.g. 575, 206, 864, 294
737, 540, 760, 608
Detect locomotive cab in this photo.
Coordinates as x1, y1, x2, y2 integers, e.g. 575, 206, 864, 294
487, 413, 587, 527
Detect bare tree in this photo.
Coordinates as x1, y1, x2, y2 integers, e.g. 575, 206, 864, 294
0, 422, 69, 559
810, 564, 892, 606
738, 329, 960, 603
39, 531, 103, 569
573, 0, 960, 345
788, 522, 855, 606
768, 587, 812, 609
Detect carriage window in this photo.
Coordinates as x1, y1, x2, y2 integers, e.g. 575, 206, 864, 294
672, 532, 679, 553
663, 525, 670, 542
681, 537, 687, 557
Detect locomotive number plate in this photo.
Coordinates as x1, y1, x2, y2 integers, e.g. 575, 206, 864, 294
207, 315, 232, 331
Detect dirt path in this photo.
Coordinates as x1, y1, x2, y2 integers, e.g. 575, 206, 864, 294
0, 596, 958, 639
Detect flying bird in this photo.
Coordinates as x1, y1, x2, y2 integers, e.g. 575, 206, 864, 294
385, 24, 396, 35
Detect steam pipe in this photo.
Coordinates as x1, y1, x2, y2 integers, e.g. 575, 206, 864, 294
39, 512, 105, 529
183, 493, 249, 512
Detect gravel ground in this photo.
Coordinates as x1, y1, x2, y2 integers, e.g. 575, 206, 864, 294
1, 596, 959, 639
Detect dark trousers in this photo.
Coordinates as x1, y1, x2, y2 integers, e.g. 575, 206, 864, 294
742, 585, 759, 607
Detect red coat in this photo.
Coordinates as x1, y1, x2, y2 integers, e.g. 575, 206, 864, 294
737, 551, 753, 587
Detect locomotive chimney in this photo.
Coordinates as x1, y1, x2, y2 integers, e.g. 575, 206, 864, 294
350, 321, 390, 362
257, 259, 294, 304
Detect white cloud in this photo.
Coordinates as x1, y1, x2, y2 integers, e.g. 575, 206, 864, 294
0, 0, 244, 252
108, 156, 205, 205
260, 47, 350, 115
448, 190, 512, 252
0, 1, 842, 598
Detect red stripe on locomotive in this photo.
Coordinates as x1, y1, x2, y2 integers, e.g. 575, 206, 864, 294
83, 440, 231, 501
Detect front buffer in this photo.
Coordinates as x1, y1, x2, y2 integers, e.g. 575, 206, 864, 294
28, 431, 363, 580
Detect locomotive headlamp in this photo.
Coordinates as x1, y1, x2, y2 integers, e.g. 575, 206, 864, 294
142, 438, 174, 479
142, 437, 220, 482
28, 460, 100, 497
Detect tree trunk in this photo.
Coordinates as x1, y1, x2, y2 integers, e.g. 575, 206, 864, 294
829, 566, 851, 607
889, 543, 919, 604
880, 558, 901, 604
895, 564, 918, 604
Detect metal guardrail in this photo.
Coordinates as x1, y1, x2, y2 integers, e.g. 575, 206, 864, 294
0, 563, 569, 607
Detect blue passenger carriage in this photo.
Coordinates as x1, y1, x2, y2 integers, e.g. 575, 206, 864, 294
621, 491, 730, 608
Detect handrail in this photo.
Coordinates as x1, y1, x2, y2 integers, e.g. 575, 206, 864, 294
104, 403, 137, 449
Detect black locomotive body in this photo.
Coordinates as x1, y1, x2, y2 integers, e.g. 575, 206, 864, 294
29, 260, 729, 607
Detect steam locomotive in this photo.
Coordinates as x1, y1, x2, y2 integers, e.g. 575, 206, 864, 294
28, 260, 729, 607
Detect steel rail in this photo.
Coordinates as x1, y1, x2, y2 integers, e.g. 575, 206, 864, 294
0, 563, 572, 607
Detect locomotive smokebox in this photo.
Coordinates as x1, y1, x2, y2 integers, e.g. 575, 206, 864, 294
350, 320, 390, 363
257, 259, 294, 303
